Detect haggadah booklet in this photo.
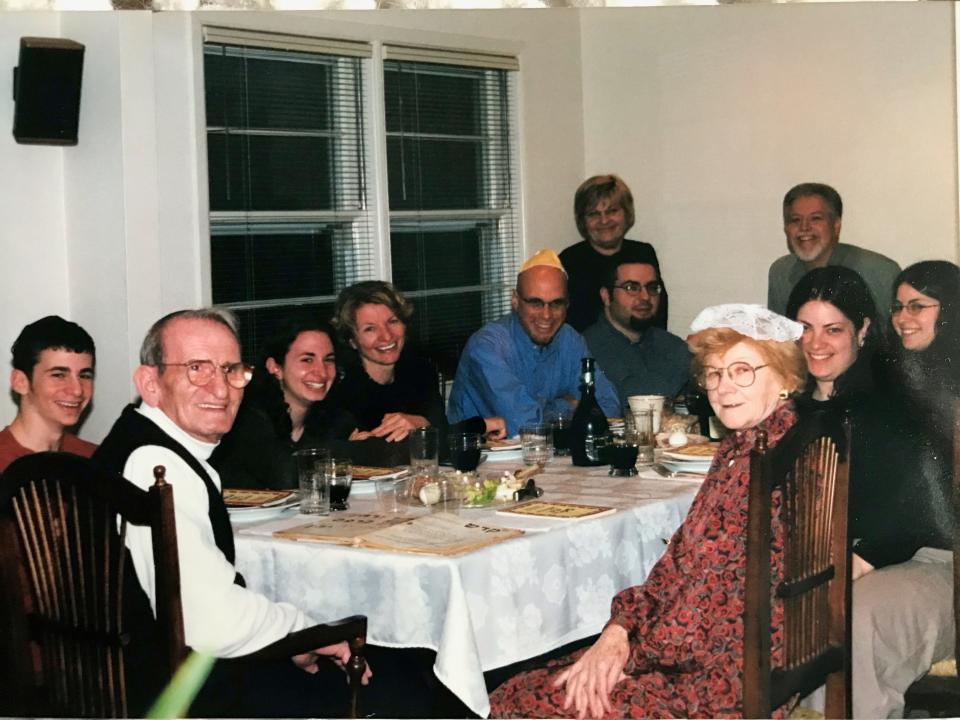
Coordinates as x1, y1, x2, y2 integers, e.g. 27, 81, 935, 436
274, 512, 523, 556
496, 500, 616, 521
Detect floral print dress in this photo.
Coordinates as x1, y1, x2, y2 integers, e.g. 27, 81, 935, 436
489, 402, 796, 719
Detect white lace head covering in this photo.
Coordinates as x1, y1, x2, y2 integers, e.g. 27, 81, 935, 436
689, 303, 803, 342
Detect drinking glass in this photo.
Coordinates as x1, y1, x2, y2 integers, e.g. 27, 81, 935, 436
608, 442, 640, 476
326, 458, 353, 511
430, 475, 462, 515
295, 448, 330, 515
627, 395, 666, 434
375, 475, 408, 515
520, 423, 554, 466
408, 427, 439, 476
631, 409, 655, 466
449, 432, 482, 472
546, 407, 573, 457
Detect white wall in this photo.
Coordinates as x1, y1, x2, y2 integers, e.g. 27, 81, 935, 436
581, 2, 959, 336
0, 13, 70, 415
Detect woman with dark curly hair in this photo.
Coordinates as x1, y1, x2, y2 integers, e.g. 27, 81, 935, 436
210, 318, 355, 489
786, 265, 878, 404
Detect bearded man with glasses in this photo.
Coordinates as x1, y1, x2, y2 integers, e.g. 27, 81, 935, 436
583, 259, 690, 409
449, 249, 619, 437
767, 182, 900, 325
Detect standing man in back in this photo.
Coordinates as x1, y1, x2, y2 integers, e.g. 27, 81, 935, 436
768, 182, 900, 324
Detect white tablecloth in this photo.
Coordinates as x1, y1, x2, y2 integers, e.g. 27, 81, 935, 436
233, 458, 700, 717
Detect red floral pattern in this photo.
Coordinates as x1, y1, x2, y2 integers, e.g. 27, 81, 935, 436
489, 402, 797, 719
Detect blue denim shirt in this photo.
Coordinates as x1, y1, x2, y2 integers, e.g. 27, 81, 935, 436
448, 313, 621, 436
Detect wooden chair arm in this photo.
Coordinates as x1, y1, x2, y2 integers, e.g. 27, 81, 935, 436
250, 615, 367, 661
248, 615, 368, 718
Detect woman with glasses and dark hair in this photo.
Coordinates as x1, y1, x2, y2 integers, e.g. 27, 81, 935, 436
559, 174, 668, 332
886, 260, 960, 439
821, 260, 960, 718
491, 304, 806, 719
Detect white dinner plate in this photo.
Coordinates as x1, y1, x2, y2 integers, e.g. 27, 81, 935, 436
661, 449, 718, 463
660, 459, 711, 475
350, 479, 377, 496
483, 448, 524, 463
486, 442, 522, 452
228, 500, 301, 524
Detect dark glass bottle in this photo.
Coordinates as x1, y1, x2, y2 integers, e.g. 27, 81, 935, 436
570, 358, 611, 466
690, 389, 718, 439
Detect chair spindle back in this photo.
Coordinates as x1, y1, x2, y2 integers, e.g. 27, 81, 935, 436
743, 408, 851, 719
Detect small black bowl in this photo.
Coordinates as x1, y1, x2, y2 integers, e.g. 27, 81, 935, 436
608, 443, 639, 476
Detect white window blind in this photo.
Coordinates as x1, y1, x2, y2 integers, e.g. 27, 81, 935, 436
203, 30, 521, 375
383, 46, 521, 376
204, 28, 375, 359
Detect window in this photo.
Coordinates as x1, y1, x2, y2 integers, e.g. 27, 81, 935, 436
203, 28, 521, 375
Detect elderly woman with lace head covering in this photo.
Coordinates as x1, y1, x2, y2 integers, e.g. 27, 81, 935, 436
489, 304, 806, 719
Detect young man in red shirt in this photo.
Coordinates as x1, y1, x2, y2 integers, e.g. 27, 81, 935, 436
0, 315, 96, 472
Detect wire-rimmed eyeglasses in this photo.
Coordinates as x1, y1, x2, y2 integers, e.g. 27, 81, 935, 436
160, 360, 253, 389
890, 300, 940, 317
699, 362, 768, 391
611, 281, 662, 297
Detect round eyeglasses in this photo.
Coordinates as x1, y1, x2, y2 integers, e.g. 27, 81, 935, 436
699, 362, 768, 391
160, 360, 253, 389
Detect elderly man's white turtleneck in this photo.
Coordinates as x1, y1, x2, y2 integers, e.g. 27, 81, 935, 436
124, 403, 310, 657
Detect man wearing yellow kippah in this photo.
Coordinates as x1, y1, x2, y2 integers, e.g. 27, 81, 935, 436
448, 249, 620, 436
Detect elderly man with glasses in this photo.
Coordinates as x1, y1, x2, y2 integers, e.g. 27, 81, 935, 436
449, 249, 619, 437
583, 260, 691, 410
92, 309, 430, 718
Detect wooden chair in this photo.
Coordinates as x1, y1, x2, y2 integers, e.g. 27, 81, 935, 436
0, 451, 368, 718
0, 451, 186, 717
743, 408, 852, 719
902, 402, 960, 717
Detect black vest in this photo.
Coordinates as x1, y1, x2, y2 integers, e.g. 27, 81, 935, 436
93, 404, 242, 715
95, 404, 240, 568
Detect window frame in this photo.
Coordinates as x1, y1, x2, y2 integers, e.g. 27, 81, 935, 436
197, 21, 524, 368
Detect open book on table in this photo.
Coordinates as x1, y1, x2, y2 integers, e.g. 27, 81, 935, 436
273, 512, 524, 556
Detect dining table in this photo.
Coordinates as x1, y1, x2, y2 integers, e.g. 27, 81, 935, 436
232, 455, 702, 718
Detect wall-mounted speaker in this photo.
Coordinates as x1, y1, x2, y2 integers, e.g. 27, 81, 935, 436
12, 37, 85, 146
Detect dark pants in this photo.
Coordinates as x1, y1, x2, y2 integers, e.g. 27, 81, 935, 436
190, 645, 434, 718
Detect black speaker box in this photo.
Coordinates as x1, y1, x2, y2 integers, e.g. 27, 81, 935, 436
12, 37, 85, 146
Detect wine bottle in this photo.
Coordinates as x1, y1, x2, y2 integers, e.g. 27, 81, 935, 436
570, 358, 611, 466
690, 389, 719, 439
